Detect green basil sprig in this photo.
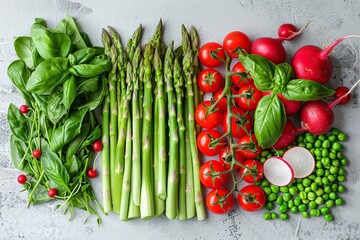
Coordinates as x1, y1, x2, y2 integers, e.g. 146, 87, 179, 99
282, 79, 335, 101
55, 15, 88, 50
7, 104, 29, 142
14, 37, 43, 70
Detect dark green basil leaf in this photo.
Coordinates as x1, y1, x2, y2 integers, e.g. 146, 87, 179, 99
239, 54, 276, 91
14, 36, 42, 69
26, 57, 70, 95
50, 108, 88, 152
9, 134, 33, 174
7, 104, 29, 142
47, 92, 66, 125
77, 75, 107, 110
7, 60, 32, 101
65, 123, 90, 161
28, 184, 52, 204
39, 113, 52, 139
41, 144, 70, 192
54, 16, 87, 50
32, 94, 48, 115
80, 125, 101, 149
273, 63, 293, 86
254, 95, 286, 148
80, 32, 93, 47
64, 155, 81, 177
62, 75, 77, 109
282, 79, 336, 101
77, 76, 99, 94
69, 58, 111, 78
72, 48, 103, 64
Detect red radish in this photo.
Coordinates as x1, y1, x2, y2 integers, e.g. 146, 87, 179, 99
262, 92, 302, 115
17, 174, 27, 184
291, 35, 358, 84
272, 119, 298, 150
48, 188, 57, 198
251, 37, 287, 64
334, 86, 351, 105
278, 24, 297, 39
282, 146, 315, 178
19, 105, 28, 114
263, 156, 294, 186
32, 149, 41, 158
87, 168, 98, 178
92, 140, 103, 152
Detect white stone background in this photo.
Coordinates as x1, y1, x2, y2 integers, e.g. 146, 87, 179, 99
1, 0, 360, 239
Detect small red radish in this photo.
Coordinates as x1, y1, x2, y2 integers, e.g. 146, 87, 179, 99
262, 92, 302, 115
48, 188, 57, 198
334, 86, 351, 105
87, 168, 98, 178
263, 156, 294, 186
291, 35, 358, 84
19, 105, 28, 114
272, 119, 298, 150
282, 146, 315, 178
17, 174, 27, 184
300, 100, 334, 135
278, 24, 298, 39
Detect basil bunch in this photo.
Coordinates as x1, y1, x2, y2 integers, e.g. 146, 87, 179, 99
7, 16, 110, 224
239, 54, 335, 149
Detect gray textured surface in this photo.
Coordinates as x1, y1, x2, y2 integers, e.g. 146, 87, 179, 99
1, 0, 360, 239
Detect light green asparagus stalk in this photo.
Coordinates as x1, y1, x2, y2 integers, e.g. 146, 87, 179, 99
108, 26, 123, 58
128, 197, 140, 219
126, 25, 142, 62
173, 57, 187, 220
183, 51, 206, 220
119, 117, 132, 220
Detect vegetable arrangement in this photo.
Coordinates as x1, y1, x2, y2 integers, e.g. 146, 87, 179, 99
100, 21, 206, 220
7, 16, 111, 224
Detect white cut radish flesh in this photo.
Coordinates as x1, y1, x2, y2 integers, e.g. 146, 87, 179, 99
263, 157, 294, 186
283, 146, 315, 178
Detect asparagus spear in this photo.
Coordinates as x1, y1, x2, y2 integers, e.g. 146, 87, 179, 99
126, 25, 142, 62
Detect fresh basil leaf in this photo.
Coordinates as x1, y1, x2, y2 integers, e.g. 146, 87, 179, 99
14, 36, 40, 69
72, 48, 103, 64
282, 79, 336, 101
64, 155, 80, 177
28, 184, 52, 204
10, 135, 33, 174
65, 123, 90, 161
41, 144, 70, 192
239, 54, 276, 91
254, 95, 286, 148
39, 113, 52, 139
80, 32, 93, 47
55, 16, 87, 50
32, 94, 48, 115
50, 108, 88, 152
47, 92, 66, 125
273, 63, 293, 86
7, 60, 32, 101
62, 75, 77, 109
26, 57, 70, 95
80, 125, 101, 149
69, 58, 111, 78
77, 76, 99, 94
7, 104, 29, 142
77, 75, 107, 111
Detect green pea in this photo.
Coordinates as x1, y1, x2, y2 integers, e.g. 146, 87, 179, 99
314, 140, 322, 148
260, 157, 266, 164
302, 199, 309, 204
283, 193, 291, 202
323, 193, 329, 201
277, 150, 285, 157
324, 169, 330, 177
261, 179, 270, 187
297, 183, 304, 191
331, 183, 338, 192
322, 140, 331, 148
287, 199, 294, 208
340, 158, 348, 166
301, 211, 309, 218
305, 135, 314, 143
329, 192, 337, 200
328, 135, 337, 142
328, 175, 336, 183
308, 192, 316, 201
264, 212, 272, 220
296, 135, 304, 143
321, 177, 329, 186
332, 142, 343, 151
289, 186, 298, 195
280, 213, 288, 221
302, 178, 311, 187
306, 143, 313, 150
322, 149, 329, 157
310, 209, 320, 217
316, 156, 322, 161
290, 206, 298, 214
314, 149, 321, 157
309, 201, 317, 209
265, 201, 274, 211
329, 166, 338, 175
280, 186, 289, 193
330, 128, 340, 135
332, 159, 340, 167
299, 191, 307, 200
325, 199, 335, 208
263, 187, 272, 195
318, 135, 326, 141
261, 150, 270, 157
270, 185, 279, 193
315, 177, 323, 186
315, 196, 324, 205
335, 197, 344, 206
336, 152, 343, 160
338, 175, 345, 182
278, 203, 289, 213
338, 168, 345, 176
324, 186, 331, 193
294, 197, 301, 206
325, 213, 334, 221
321, 157, 331, 167
276, 195, 284, 205
315, 188, 324, 196
310, 182, 318, 191
271, 212, 278, 219
298, 143, 305, 148
338, 184, 345, 193
298, 204, 307, 212
320, 206, 330, 215
329, 152, 337, 160
268, 193, 277, 202
337, 132, 346, 141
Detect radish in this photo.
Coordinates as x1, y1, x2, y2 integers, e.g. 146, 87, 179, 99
263, 156, 294, 186
291, 35, 358, 84
282, 146, 315, 178
272, 119, 298, 150
262, 92, 302, 115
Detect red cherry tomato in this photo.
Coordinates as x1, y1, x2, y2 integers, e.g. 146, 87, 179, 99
334, 86, 351, 105
92, 140, 103, 152
239, 160, 264, 183
223, 31, 251, 58
19, 105, 28, 114
231, 62, 254, 88
48, 188, 58, 198
87, 168, 98, 178
195, 101, 223, 129
238, 185, 266, 212
219, 146, 244, 170
235, 84, 262, 111
222, 107, 252, 138
17, 174, 27, 184
278, 23, 297, 39
206, 188, 234, 214
199, 42, 226, 68
213, 87, 238, 112
236, 134, 262, 159
199, 160, 228, 189
197, 69, 223, 93
32, 149, 42, 158
197, 129, 226, 156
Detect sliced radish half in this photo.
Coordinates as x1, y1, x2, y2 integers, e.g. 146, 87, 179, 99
263, 156, 294, 186
283, 146, 315, 178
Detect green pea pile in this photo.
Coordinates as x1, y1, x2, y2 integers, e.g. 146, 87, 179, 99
257, 128, 347, 222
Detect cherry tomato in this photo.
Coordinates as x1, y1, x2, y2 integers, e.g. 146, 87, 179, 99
197, 129, 226, 156
17, 174, 27, 184
334, 86, 351, 105
278, 23, 297, 39
236, 134, 262, 159
213, 87, 238, 112
235, 84, 262, 111
197, 69, 223, 93
231, 62, 254, 88
32, 149, 42, 158
200, 160, 228, 189
219, 146, 244, 170
199, 42, 226, 68
48, 188, 58, 198
87, 168, 98, 178
239, 160, 264, 183
222, 107, 252, 138
223, 31, 251, 58
92, 140, 103, 152
238, 185, 266, 212
195, 101, 223, 129
206, 188, 234, 214
19, 105, 28, 114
